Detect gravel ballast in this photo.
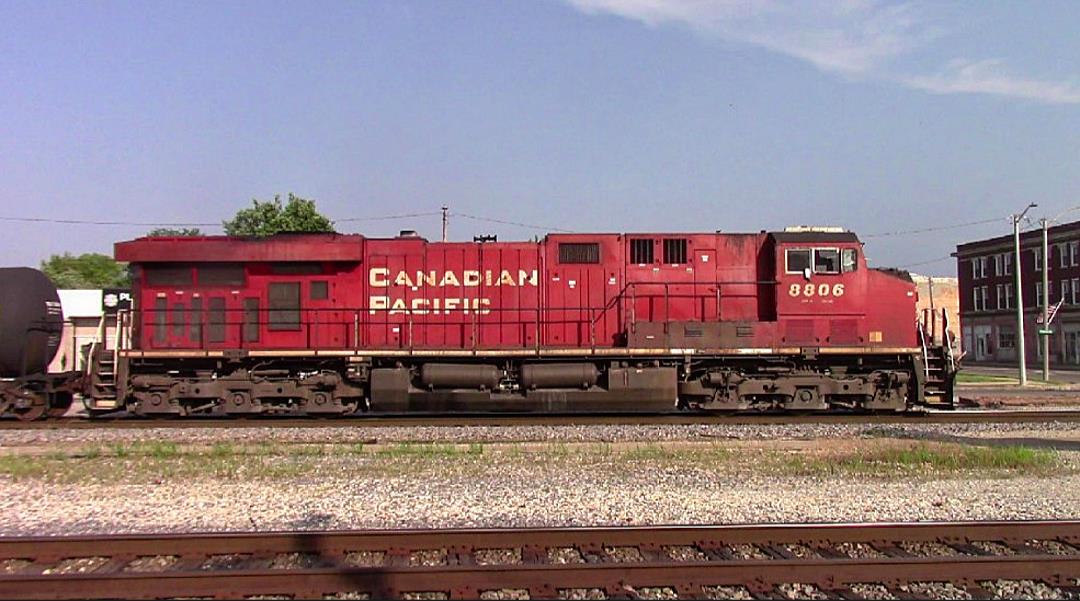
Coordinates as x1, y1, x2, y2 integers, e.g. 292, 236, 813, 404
1, 420, 1077, 447
1, 422, 1076, 536
0, 451, 1077, 536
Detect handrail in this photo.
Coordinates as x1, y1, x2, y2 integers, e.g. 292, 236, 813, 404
121, 278, 796, 352
917, 317, 931, 383
941, 307, 956, 371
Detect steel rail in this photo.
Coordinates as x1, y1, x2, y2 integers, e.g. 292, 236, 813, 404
3, 409, 1079, 430
0, 521, 1077, 600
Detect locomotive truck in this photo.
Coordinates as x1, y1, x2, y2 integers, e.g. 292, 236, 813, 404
2, 227, 957, 419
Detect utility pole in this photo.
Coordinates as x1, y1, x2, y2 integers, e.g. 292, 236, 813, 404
1042, 218, 1051, 381
441, 206, 449, 242
1013, 203, 1037, 386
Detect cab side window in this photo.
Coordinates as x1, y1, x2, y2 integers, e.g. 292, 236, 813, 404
785, 249, 811, 274
813, 249, 840, 274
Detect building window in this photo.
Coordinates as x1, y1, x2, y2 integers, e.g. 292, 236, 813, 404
1036, 282, 1044, 308
1071, 242, 1079, 266
1003, 253, 1012, 275
974, 286, 990, 312
970, 256, 989, 279
996, 284, 1014, 310
1063, 280, 1073, 305
998, 329, 1016, 349
1073, 278, 1080, 304
1059, 243, 1069, 268
1033, 248, 1043, 272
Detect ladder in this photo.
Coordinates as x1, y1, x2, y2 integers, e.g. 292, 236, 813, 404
919, 308, 957, 407
83, 310, 129, 412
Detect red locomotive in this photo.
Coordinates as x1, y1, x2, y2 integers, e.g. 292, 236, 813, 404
67, 227, 956, 416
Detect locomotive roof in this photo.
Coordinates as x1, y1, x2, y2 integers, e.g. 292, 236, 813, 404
116, 230, 862, 262
768, 231, 860, 243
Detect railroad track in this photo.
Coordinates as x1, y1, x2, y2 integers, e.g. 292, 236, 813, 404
2, 409, 1079, 429
1, 521, 1077, 599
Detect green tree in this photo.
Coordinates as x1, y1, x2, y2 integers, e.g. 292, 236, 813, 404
223, 193, 334, 236
146, 227, 202, 237
41, 253, 129, 289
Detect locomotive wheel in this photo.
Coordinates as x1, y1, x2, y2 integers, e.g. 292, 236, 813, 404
225, 391, 256, 414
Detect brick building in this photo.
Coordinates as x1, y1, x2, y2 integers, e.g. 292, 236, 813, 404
955, 220, 1080, 366
912, 274, 959, 344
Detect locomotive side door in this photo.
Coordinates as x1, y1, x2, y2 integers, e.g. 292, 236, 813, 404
695, 248, 719, 322
544, 237, 610, 347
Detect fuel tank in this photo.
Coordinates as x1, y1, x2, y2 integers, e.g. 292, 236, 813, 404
0, 268, 64, 377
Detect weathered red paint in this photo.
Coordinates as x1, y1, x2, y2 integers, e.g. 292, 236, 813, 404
114, 230, 918, 352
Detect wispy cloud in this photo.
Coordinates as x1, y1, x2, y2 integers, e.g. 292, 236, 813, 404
904, 59, 1080, 105
565, 0, 1080, 104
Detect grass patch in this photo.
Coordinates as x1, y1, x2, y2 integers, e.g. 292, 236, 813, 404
955, 372, 1015, 384
621, 445, 672, 461
374, 442, 484, 459
0, 456, 46, 479
209, 442, 235, 458
146, 441, 179, 459
782, 444, 1058, 478
0, 439, 1060, 485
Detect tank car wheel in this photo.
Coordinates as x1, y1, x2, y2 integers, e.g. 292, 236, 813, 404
14, 396, 48, 421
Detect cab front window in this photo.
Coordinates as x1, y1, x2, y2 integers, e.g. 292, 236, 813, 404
842, 248, 858, 272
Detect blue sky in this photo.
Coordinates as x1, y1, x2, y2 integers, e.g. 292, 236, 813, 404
1, 1, 1078, 276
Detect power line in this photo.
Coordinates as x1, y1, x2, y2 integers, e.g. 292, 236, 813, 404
0, 211, 443, 227
898, 254, 954, 269
0, 216, 221, 226
452, 212, 576, 233
862, 217, 1005, 239
337, 211, 442, 223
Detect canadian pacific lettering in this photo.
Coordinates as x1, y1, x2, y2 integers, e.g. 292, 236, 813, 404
368, 268, 538, 315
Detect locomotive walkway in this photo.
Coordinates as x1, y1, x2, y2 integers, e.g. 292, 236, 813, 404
0, 521, 1076, 599
2, 408, 1079, 429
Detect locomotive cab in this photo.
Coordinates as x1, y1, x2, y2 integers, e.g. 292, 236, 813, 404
772, 228, 870, 347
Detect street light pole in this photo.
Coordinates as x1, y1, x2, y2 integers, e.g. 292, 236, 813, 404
441, 205, 449, 242
1013, 203, 1037, 386
1042, 218, 1050, 381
